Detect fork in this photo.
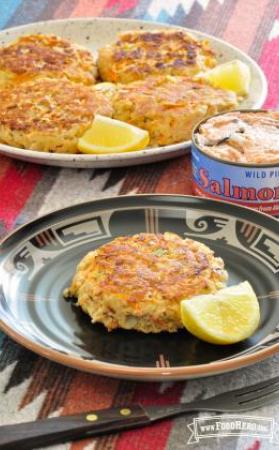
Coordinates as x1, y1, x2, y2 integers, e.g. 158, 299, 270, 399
1, 375, 279, 450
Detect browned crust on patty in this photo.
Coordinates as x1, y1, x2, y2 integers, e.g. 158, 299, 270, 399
112, 75, 238, 146
0, 34, 97, 86
65, 232, 228, 333
97, 29, 216, 83
0, 78, 113, 152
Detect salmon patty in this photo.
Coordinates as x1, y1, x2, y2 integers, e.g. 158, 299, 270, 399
97, 29, 216, 83
112, 76, 238, 146
0, 77, 113, 153
64, 232, 228, 333
0, 34, 97, 87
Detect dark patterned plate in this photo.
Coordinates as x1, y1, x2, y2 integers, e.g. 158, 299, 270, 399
0, 195, 278, 380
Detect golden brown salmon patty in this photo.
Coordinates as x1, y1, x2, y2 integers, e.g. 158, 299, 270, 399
0, 34, 97, 87
64, 232, 228, 333
0, 78, 113, 153
97, 29, 216, 83
111, 76, 238, 146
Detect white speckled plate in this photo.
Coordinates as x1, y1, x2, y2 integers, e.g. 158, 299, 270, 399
0, 18, 267, 168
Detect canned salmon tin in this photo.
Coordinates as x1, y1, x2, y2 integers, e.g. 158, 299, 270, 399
191, 110, 279, 216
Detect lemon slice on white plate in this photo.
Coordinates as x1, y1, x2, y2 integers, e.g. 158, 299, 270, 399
78, 115, 150, 154
196, 59, 251, 96
180, 281, 260, 345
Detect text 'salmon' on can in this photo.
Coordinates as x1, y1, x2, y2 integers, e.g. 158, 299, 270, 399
191, 110, 279, 217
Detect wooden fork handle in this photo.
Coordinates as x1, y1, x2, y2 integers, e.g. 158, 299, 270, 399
0, 405, 150, 450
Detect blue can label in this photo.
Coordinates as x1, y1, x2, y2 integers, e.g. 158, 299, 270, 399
191, 144, 279, 216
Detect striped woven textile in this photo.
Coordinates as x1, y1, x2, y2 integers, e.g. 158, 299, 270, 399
0, 1, 278, 449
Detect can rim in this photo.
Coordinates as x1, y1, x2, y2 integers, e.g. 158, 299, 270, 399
191, 109, 279, 168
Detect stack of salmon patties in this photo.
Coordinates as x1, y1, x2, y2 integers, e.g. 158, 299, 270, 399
0, 34, 112, 153
0, 28, 238, 153
97, 29, 238, 146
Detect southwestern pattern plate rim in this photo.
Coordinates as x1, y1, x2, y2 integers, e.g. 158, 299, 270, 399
0, 17, 267, 168
0, 195, 278, 381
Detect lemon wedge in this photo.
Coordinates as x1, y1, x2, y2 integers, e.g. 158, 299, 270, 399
180, 281, 260, 345
78, 115, 150, 154
196, 59, 251, 96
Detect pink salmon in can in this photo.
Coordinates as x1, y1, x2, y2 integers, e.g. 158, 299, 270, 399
191, 110, 279, 216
